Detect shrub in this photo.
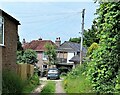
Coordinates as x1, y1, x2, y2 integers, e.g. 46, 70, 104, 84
115, 69, 120, 93
23, 73, 40, 93
17, 49, 38, 65
2, 70, 24, 95
23, 49, 38, 64
88, 42, 99, 55
66, 63, 87, 79
87, 1, 120, 93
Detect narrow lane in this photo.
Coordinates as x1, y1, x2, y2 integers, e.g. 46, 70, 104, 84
38, 77, 67, 94
32, 78, 47, 93
55, 80, 65, 93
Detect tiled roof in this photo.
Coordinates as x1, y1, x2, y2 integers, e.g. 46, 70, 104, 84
69, 54, 86, 63
23, 40, 56, 51
57, 41, 87, 53
69, 55, 80, 62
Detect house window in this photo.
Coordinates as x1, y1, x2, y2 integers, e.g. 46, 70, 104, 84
43, 65, 47, 69
42, 52, 47, 60
0, 16, 4, 45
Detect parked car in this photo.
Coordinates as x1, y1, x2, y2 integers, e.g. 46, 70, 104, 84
47, 68, 60, 80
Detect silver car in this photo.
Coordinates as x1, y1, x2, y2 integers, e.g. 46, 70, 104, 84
47, 68, 60, 80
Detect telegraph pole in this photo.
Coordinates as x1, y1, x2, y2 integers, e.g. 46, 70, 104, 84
80, 9, 85, 65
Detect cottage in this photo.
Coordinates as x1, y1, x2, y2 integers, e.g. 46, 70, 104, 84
0, 9, 20, 71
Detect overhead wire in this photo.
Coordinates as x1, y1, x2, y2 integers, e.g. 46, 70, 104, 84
22, 12, 80, 39
22, 12, 80, 24
13, 11, 81, 18
43, 13, 80, 38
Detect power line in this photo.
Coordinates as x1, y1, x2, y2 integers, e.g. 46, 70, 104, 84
22, 12, 80, 24
20, 12, 80, 40
13, 11, 81, 18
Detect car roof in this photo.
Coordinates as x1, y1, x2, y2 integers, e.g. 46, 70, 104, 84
48, 68, 58, 70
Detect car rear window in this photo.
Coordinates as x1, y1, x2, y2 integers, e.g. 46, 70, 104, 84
48, 69, 58, 73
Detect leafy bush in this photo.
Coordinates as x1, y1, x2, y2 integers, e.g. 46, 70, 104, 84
17, 49, 38, 65
23, 49, 38, 64
88, 42, 99, 55
115, 69, 120, 93
40, 81, 55, 95
23, 73, 40, 93
2, 70, 24, 95
17, 51, 24, 64
87, 2, 120, 93
66, 64, 87, 79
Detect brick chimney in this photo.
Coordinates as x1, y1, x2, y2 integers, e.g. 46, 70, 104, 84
55, 37, 61, 47
22, 38, 26, 47
22, 38, 26, 44
38, 37, 42, 40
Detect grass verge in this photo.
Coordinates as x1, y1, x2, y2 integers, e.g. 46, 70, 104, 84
2, 70, 24, 94
2, 70, 40, 94
40, 81, 55, 95
63, 74, 93, 93
63, 64, 93, 94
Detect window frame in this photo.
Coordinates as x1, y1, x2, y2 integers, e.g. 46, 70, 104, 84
0, 16, 4, 46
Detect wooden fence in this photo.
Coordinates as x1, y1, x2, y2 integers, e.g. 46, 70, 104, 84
17, 64, 34, 80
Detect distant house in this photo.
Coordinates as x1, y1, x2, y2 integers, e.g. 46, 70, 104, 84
56, 41, 86, 67
23, 38, 57, 70
0, 9, 20, 71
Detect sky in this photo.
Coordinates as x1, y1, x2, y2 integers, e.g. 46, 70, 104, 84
0, 1, 98, 43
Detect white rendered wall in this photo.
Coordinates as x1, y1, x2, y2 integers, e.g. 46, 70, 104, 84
67, 52, 74, 63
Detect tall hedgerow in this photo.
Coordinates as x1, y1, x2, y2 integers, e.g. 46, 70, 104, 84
88, 1, 120, 93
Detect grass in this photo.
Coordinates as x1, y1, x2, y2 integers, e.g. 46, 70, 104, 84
63, 64, 93, 94
22, 73, 40, 93
63, 75, 93, 93
2, 70, 40, 94
2, 70, 24, 94
40, 81, 55, 95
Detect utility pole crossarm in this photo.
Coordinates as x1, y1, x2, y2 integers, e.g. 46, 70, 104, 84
80, 9, 85, 65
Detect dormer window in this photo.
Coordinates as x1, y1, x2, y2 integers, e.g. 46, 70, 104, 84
0, 16, 4, 46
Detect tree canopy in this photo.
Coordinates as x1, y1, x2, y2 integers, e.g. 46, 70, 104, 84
83, 21, 99, 47
69, 21, 99, 48
44, 43, 57, 65
69, 37, 80, 43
